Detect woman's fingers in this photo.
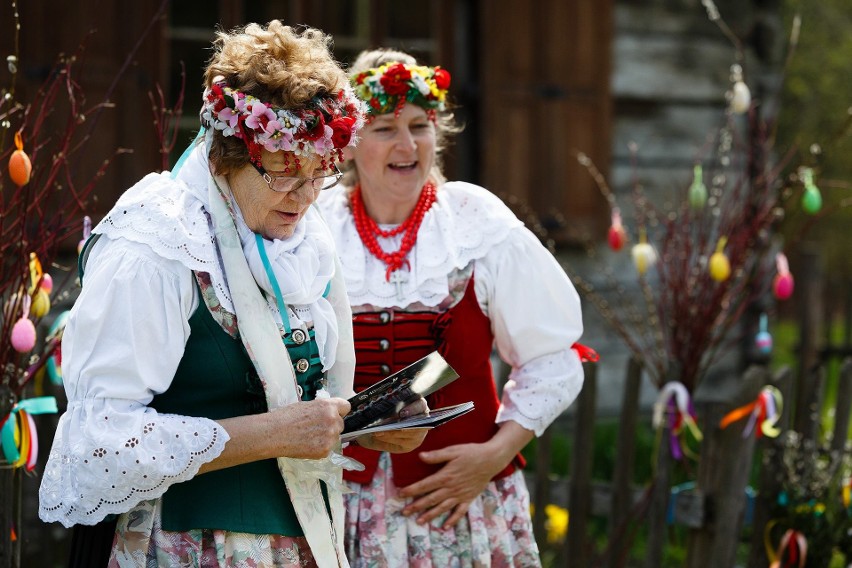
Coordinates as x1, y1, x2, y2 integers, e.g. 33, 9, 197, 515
398, 397, 428, 418
271, 397, 350, 459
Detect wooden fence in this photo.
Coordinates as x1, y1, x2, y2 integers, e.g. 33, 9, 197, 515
528, 247, 852, 567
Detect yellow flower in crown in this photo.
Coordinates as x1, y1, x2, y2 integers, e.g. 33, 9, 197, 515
352, 62, 451, 116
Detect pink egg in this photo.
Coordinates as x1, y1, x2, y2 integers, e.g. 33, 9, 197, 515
41, 273, 54, 293
773, 273, 794, 300
11, 317, 37, 353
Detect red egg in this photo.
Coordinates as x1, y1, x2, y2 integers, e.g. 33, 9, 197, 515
773, 273, 794, 300
608, 225, 626, 251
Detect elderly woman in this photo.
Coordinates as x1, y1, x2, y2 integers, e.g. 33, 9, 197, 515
317, 49, 593, 567
38, 23, 425, 568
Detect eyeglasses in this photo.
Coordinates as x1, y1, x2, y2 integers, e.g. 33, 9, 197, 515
252, 162, 343, 193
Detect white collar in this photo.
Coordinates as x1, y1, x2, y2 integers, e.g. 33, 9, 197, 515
317, 181, 522, 308
93, 144, 340, 368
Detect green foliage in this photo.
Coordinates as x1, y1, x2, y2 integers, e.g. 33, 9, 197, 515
772, 317, 852, 438
778, 0, 852, 279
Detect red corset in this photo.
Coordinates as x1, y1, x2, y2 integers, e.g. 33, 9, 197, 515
344, 276, 525, 487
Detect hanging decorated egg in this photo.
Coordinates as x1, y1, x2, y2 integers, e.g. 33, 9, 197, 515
773, 253, 794, 300
30, 289, 51, 318
40, 273, 53, 294
755, 314, 773, 355
8, 131, 32, 186
631, 229, 657, 275
729, 81, 751, 114
755, 331, 773, 354
688, 164, 708, 210
11, 295, 37, 352
607, 209, 627, 251
12, 318, 37, 353
46, 310, 70, 385
709, 237, 731, 282
802, 187, 822, 214
800, 167, 822, 214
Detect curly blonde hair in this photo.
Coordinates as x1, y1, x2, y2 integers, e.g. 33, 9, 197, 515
342, 48, 461, 187
203, 21, 348, 175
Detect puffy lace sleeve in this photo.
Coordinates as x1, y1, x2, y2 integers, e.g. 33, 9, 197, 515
38, 236, 230, 527
475, 227, 585, 436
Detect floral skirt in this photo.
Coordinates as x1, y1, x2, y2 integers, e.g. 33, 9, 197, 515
343, 453, 541, 568
107, 499, 318, 567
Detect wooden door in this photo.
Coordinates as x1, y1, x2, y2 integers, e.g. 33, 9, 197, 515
480, 0, 613, 242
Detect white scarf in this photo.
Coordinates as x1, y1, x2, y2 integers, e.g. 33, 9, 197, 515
203, 145, 351, 567
234, 201, 339, 370
179, 143, 339, 369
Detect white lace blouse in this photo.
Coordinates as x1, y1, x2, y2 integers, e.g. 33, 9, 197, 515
39, 146, 342, 529
317, 181, 586, 436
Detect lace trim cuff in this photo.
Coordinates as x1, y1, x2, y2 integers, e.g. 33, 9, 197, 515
39, 405, 229, 527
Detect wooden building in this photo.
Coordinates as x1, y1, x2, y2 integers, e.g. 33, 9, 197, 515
1, 0, 779, 242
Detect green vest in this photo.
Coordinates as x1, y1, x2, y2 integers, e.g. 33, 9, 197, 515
149, 295, 325, 535
78, 236, 326, 535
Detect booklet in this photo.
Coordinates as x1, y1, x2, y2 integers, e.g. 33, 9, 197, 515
340, 402, 475, 443
341, 351, 474, 441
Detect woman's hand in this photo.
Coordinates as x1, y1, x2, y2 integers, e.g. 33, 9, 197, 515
397, 421, 535, 528
271, 397, 351, 459
397, 441, 505, 527
200, 397, 351, 473
355, 427, 429, 453
352, 397, 430, 453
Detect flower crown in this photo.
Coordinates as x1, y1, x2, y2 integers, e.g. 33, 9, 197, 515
351, 62, 451, 117
200, 80, 367, 172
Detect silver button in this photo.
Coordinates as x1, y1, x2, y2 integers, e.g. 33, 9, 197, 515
380, 364, 391, 375
297, 385, 304, 397
291, 329, 307, 345
379, 311, 391, 324
379, 339, 390, 351
295, 358, 310, 373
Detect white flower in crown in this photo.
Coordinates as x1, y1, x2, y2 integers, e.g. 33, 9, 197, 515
217, 107, 239, 136
411, 73, 431, 97
364, 74, 383, 93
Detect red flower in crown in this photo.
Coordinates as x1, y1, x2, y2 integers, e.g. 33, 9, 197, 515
208, 83, 227, 112
302, 112, 327, 141
380, 63, 412, 96
433, 67, 451, 90
329, 116, 355, 148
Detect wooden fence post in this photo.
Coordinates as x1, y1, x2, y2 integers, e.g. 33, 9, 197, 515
532, 427, 553, 547
830, 358, 852, 455
645, 362, 686, 568
565, 363, 597, 567
644, 420, 672, 568
0, 385, 21, 568
747, 366, 794, 568
607, 357, 642, 568
685, 366, 767, 568
794, 246, 823, 434
798, 365, 825, 445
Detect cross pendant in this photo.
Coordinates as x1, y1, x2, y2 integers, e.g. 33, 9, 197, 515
388, 270, 408, 300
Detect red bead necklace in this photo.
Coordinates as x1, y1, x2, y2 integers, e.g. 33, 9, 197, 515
350, 183, 437, 281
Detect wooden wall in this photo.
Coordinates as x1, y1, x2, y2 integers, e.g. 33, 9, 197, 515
0, 1, 165, 222
479, 0, 614, 242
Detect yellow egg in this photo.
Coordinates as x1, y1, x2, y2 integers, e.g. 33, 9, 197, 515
709, 252, 731, 282
30, 289, 51, 318
631, 243, 657, 275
